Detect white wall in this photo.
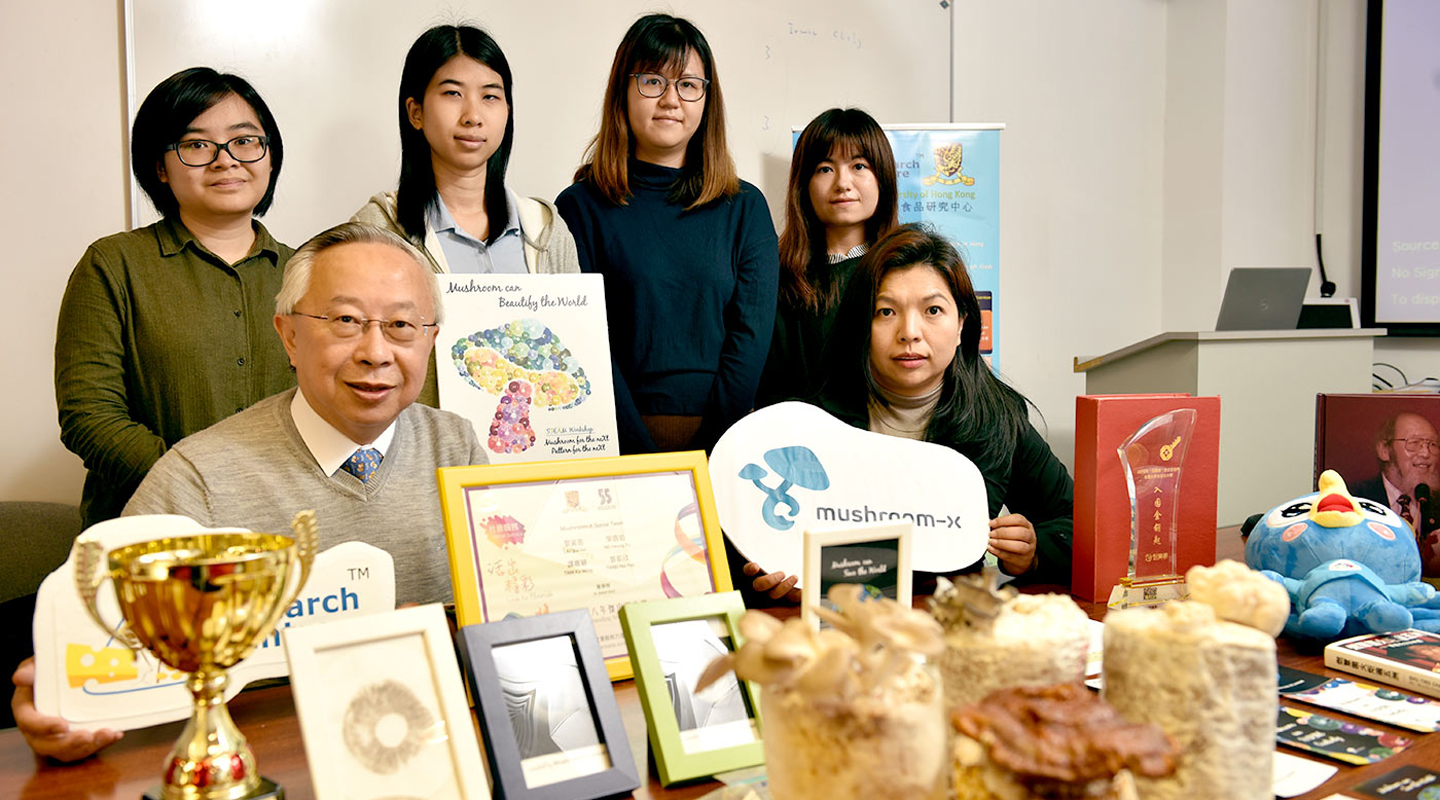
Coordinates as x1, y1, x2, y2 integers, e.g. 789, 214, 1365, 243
1319, 0, 1367, 302
2, 0, 1428, 507
1161, 0, 1227, 333
952, 0, 1168, 468
1220, 2, 1321, 285
1, 0, 124, 503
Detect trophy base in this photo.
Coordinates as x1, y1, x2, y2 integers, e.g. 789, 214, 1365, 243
1107, 577, 1188, 609
144, 777, 283, 800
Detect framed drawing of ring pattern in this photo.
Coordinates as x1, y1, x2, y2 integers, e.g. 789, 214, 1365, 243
439, 451, 733, 681
282, 604, 490, 800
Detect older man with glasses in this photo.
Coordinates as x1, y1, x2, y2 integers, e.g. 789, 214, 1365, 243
1352, 412, 1440, 577
121, 221, 488, 607
16, 222, 488, 762
1352, 411, 1440, 526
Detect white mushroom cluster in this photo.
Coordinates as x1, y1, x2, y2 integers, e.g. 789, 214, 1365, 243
697, 585, 943, 709
1185, 559, 1290, 637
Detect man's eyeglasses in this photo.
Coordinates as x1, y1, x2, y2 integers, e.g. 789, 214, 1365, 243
165, 135, 270, 167
630, 73, 709, 102
1390, 437, 1440, 455
290, 312, 437, 344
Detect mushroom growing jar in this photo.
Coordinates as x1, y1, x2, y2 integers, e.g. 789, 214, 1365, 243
697, 586, 948, 800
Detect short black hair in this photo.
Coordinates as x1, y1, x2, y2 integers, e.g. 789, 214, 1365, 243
130, 67, 283, 219
395, 25, 515, 245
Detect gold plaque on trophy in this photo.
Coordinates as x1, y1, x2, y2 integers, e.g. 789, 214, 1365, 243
77, 511, 318, 800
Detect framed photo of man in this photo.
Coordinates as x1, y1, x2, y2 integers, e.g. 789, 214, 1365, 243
1315, 394, 1440, 578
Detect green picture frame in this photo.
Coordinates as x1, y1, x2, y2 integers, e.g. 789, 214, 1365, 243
618, 592, 764, 786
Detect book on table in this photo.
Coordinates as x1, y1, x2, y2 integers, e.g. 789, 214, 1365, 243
1324, 629, 1440, 699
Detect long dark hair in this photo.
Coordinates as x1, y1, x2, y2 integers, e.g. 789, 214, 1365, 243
826, 224, 1028, 473
573, 14, 738, 208
779, 108, 899, 311
396, 25, 514, 245
131, 67, 283, 219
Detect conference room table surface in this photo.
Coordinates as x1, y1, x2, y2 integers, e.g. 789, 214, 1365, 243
6, 530, 1439, 800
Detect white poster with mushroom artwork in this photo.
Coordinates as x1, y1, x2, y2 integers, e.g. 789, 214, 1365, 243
436, 273, 619, 463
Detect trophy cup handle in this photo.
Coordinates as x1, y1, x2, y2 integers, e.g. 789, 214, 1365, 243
73, 537, 140, 649
284, 510, 320, 607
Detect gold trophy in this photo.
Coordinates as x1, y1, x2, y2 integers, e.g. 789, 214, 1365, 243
77, 512, 318, 800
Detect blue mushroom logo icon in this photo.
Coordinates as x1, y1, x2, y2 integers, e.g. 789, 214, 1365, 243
739, 446, 831, 531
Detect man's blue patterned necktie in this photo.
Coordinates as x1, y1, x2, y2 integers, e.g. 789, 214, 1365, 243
341, 448, 382, 483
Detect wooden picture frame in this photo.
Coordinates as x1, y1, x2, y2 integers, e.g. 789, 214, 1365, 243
802, 522, 913, 629
618, 592, 764, 786
457, 609, 640, 800
439, 451, 732, 680
283, 604, 491, 800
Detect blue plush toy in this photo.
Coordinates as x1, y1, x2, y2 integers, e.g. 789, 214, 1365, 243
1245, 469, 1440, 639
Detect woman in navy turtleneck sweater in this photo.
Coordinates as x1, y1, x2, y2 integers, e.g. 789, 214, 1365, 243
556, 14, 777, 454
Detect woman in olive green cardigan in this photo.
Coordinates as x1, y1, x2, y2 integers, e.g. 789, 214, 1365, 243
55, 67, 296, 529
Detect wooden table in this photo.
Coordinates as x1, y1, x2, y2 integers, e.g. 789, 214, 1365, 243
1, 674, 721, 800
7, 533, 1438, 799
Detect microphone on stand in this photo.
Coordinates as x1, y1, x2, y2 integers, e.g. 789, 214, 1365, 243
1414, 484, 1439, 579
1414, 483, 1432, 542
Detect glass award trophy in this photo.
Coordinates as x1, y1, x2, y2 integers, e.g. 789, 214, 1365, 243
1108, 409, 1196, 608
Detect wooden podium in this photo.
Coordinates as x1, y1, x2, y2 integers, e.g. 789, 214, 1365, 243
1074, 329, 1383, 525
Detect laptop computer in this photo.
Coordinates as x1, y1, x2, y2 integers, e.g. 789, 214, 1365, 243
1214, 268, 1311, 331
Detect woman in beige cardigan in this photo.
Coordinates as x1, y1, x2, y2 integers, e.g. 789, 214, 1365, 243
352, 24, 580, 406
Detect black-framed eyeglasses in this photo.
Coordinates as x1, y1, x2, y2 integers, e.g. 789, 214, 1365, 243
630, 73, 709, 102
165, 135, 270, 167
290, 312, 437, 344
1390, 437, 1440, 455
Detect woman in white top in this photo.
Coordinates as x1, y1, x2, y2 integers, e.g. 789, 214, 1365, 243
353, 24, 579, 276
353, 24, 580, 406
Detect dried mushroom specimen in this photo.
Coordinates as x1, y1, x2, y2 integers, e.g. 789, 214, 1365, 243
952, 683, 1177, 791
696, 585, 943, 708
928, 569, 1018, 632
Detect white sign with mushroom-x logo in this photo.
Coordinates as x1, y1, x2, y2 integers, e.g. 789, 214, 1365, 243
709, 402, 989, 585
437, 273, 619, 463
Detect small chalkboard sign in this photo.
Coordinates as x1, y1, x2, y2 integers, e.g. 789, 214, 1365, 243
802, 523, 912, 629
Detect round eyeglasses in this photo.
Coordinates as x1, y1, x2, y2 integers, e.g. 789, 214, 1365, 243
165, 135, 270, 167
1390, 437, 1440, 455
290, 312, 437, 344
630, 73, 709, 102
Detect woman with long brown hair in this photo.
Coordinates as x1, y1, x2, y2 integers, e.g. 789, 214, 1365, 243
556, 14, 778, 454
744, 224, 1072, 601
757, 107, 899, 406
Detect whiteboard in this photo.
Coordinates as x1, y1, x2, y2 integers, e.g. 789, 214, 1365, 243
127, 0, 951, 247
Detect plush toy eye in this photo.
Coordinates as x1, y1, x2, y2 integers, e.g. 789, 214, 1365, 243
1266, 500, 1314, 530
1358, 499, 1393, 519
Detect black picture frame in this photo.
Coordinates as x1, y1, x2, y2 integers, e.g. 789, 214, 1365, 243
457, 609, 640, 800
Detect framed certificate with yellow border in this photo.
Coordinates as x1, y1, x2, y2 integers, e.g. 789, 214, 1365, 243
439, 451, 732, 681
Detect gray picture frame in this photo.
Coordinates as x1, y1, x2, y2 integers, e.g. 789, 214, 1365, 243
457, 608, 640, 800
